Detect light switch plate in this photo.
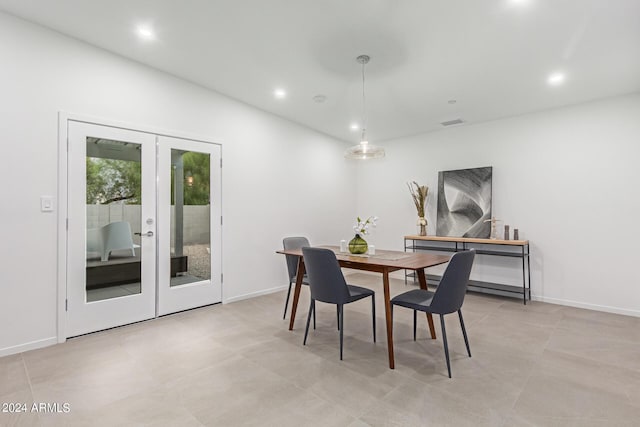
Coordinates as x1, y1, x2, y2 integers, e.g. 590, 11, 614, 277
41, 196, 54, 212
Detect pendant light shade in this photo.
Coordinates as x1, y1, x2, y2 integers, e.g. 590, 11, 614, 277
344, 55, 385, 160
344, 140, 386, 159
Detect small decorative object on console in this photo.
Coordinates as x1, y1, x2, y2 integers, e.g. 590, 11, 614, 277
504, 224, 510, 240
483, 217, 501, 240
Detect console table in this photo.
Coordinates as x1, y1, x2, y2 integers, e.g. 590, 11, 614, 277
404, 235, 531, 304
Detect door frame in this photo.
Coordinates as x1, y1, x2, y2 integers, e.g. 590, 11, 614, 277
57, 112, 223, 343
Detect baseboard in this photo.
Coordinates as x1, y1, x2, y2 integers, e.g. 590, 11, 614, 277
0, 337, 58, 358
224, 285, 288, 304
532, 295, 640, 318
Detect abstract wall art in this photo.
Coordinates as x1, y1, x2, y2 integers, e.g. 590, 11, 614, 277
436, 166, 492, 238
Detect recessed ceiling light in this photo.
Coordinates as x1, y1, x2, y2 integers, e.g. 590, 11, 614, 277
509, 0, 531, 5
136, 25, 156, 41
350, 123, 359, 131
547, 72, 566, 86
274, 88, 287, 99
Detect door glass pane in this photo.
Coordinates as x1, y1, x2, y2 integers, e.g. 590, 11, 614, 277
170, 149, 211, 287
86, 137, 142, 302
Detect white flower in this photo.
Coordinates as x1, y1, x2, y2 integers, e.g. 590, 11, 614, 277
352, 215, 378, 236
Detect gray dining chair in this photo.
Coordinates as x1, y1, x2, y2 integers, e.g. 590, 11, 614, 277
302, 247, 376, 360
391, 249, 475, 378
282, 237, 315, 328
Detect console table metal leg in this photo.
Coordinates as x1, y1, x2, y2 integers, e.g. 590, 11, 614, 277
527, 246, 532, 301
522, 246, 526, 305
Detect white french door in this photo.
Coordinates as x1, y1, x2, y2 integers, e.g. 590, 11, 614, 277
66, 121, 221, 337
68, 121, 157, 336
157, 136, 222, 315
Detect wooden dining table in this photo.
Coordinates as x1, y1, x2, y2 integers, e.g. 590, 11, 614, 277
276, 245, 450, 369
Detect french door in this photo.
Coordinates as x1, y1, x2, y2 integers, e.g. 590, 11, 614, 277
157, 136, 221, 315
66, 121, 221, 337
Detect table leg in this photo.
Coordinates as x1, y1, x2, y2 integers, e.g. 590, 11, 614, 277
416, 268, 437, 339
288, 257, 306, 331
382, 270, 395, 369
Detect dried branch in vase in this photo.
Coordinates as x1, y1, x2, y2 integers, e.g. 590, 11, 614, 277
408, 181, 429, 236
407, 181, 428, 218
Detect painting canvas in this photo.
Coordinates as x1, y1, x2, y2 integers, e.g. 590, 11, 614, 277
436, 166, 492, 238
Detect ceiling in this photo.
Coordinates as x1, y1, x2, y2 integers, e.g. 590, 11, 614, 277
1, 0, 639, 143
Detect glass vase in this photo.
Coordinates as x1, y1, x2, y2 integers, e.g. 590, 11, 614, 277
348, 234, 368, 254
417, 217, 427, 236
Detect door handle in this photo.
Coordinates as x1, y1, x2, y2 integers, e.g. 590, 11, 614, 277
135, 231, 154, 237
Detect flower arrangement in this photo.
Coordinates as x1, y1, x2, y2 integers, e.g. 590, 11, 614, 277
353, 216, 378, 236
349, 216, 378, 254
407, 181, 429, 235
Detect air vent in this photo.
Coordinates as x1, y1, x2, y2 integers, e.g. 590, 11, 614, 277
312, 94, 327, 103
440, 118, 465, 127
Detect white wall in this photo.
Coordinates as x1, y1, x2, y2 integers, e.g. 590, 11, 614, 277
356, 93, 640, 316
0, 12, 356, 355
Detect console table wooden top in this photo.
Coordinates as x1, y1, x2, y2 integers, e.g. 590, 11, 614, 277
404, 235, 529, 246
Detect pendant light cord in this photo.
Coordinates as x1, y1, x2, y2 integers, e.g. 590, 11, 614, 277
361, 60, 367, 142
345, 54, 384, 159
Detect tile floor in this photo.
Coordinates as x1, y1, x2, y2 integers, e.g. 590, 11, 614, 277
2, 273, 640, 426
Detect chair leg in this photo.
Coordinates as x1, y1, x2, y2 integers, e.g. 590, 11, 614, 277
283, 282, 293, 319
339, 304, 344, 360
337, 305, 340, 330
440, 314, 452, 378
413, 310, 417, 341
371, 294, 376, 343
303, 300, 314, 345
313, 303, 316, 330
390, 304, 394, 337
458, 310, 471, 357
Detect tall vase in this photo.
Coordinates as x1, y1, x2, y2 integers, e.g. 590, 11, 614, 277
417, 217, 427, 236
348, 234, 368, 254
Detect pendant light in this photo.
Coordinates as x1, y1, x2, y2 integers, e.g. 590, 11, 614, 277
345, 54, 385, 160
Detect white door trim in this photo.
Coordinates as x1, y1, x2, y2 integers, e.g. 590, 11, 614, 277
57, 112, 223, 344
